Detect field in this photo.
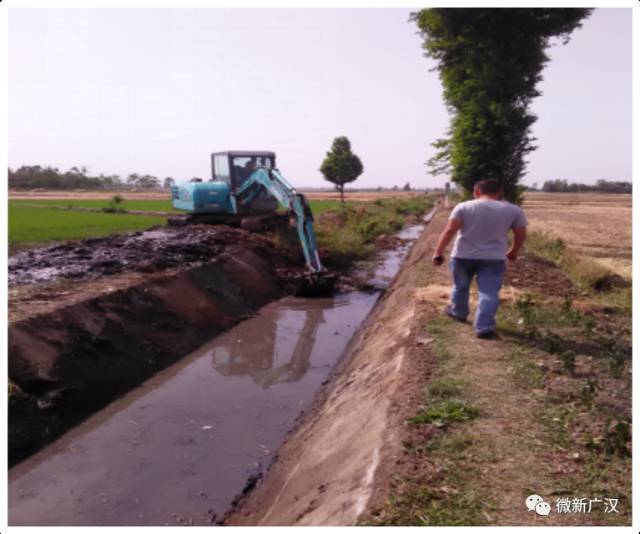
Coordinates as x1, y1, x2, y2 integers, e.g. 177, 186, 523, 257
10, 198, 181, 212
8, 204, 167, 247
8, 189, 420, 202
522, 192, 631, 279
7, 197, 344, 249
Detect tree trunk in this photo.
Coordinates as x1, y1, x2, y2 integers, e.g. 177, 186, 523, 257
340, 185, 344, 204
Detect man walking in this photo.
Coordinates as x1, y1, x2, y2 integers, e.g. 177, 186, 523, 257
432, 179, 527, 339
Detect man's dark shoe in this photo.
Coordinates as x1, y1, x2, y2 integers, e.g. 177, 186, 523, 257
443, 305, 466, 323
476, 330, 497, 339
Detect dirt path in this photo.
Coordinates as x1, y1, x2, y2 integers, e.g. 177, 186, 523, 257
363, 211, 631, 526
403, 283, 594, 526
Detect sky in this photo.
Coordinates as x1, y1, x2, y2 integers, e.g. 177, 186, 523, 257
8, 7, 632, 188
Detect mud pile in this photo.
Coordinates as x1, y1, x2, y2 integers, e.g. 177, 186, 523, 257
8, 226, 308, 466
9, 225, 295, 286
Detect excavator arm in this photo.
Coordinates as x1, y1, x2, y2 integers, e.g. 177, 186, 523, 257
233, 168, 324, 273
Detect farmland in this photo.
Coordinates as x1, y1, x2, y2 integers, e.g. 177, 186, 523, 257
8, 204, 167, 248
7, 196, 344, 249
522, 192, 632, 279
7, 189, 631, 527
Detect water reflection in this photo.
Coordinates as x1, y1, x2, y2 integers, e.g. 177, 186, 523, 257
211, 302, 326, 388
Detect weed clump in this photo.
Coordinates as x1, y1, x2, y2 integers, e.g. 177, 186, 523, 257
560, 350, 576, 375
579, 379, 599, 409
314, 196, 435, 268
408, 399, 479, 427
102, 195, 127, 214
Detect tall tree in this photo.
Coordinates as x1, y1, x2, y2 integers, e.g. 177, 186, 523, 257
320, 136, 363, 203
412, 8, 592, 203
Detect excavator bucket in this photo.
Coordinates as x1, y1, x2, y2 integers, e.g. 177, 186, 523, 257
294, 271, 337, 298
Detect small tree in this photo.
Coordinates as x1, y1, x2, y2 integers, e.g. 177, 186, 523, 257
163, 177, 175, 189
403, 182, 411, 191
320, 136, 363, 203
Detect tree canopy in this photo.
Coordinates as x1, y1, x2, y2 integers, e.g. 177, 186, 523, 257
319, 136, 364, 203
8, 165, 163, 190
412, 8, 592, 203
542, 179, 631, 194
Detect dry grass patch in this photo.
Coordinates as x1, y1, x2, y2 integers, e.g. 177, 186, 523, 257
522, 193, 631, 279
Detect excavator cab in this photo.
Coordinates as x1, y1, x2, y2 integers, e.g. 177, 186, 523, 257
211, 151, 278, 213
211, 151, 275, 190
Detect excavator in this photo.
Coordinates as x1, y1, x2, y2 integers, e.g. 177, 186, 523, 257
170, 151, 333, 294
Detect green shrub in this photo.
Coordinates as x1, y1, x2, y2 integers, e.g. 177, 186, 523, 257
408, 399, 479, 427
314, 196, 435, 268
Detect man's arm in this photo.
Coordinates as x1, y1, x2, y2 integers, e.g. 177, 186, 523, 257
432, 217, 462, 266
507, 226, 527, 261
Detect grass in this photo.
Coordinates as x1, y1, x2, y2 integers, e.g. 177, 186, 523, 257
407, 399, 479, 426
363, 317, 489, 526
9, 204, 166, 247
370, 283, 630, 525
523, 230, 631, 318
10, 198, 180, 212
7, 198, 346, 250
10, 198, 341, 215
526, 230, 625, 294
314, 195, 435, 267
504, 346, 546, 388
495, 292, 630, 523
497, 294, 631, 380
308, 199, 342, 214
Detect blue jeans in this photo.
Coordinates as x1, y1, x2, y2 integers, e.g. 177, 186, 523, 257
449, 257, 506, 334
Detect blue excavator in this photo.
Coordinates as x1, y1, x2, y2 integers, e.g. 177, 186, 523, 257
170, 151, 331, 292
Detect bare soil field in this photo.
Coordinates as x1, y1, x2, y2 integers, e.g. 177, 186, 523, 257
522, 192, 631, 279
9, 189, 172, 200
304, 190, 423, 201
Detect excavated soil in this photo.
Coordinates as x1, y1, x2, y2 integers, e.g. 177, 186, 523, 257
8, 225, 296, 287
8, 225, 309, 467
503, 252, 577, 297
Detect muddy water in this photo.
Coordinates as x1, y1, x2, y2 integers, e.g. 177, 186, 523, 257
9, 224, 425, 526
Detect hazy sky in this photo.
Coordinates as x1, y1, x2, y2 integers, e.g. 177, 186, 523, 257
9, 8, 631, 188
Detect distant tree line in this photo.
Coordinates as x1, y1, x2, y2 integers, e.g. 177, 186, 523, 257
541, 179, 631, 194
8, 165, 174, 190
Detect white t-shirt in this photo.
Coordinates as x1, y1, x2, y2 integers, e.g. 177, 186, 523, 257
449, 199, 528, 260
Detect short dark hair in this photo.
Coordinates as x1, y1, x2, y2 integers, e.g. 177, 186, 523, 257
474, 179, 502, 195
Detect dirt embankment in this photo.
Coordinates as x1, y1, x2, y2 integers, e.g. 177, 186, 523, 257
8, 226, 305, 467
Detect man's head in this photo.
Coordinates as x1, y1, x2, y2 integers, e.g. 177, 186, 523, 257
473, 179, 503, 199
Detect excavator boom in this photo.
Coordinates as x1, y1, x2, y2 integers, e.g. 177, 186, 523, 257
234, 168, 324, 273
